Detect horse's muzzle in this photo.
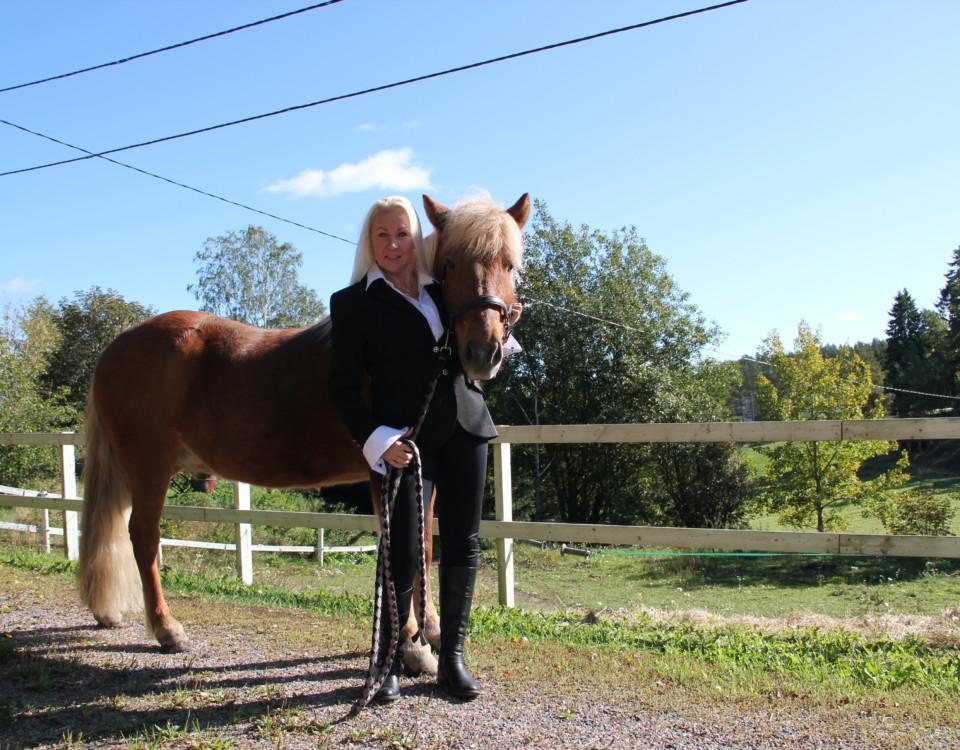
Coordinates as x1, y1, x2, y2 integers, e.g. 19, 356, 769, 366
463, 338, 503, 380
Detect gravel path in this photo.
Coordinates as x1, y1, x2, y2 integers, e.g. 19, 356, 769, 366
1, 566, 957, 750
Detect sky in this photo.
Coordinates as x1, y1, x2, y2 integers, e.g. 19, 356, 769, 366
1, 0, 958, 359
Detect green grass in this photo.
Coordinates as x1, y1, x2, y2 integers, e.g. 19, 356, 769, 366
3, 544, 959, 696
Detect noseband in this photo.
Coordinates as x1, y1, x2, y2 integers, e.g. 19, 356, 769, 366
449, 294, 516, 344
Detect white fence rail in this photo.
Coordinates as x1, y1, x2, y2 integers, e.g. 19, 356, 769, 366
2, 419, 960, 607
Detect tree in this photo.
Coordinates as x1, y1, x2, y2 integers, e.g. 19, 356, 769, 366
188, 225, 325, 328
884, 290, 947, 416
41, 287, 154, 414
756, 323, 908, 532
485, 201, 753, 527
646, 361, 756, 528
0, 300, 77, 487
936, 245, 960, 399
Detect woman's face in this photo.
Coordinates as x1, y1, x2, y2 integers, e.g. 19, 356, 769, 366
371, 206, 417, 280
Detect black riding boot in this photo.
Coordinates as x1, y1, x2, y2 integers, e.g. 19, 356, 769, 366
437, 565, 481, 700
374, 585, 413, 703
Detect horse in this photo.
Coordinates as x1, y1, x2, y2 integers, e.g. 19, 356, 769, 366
77, 193, 529, 673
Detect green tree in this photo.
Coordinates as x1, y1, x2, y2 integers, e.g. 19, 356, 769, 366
884, 290, 947, 416
188, 225, 325, 327
485, 201, 753, 527
936, 245, 960, 399
756, 323, 908, 532
0, 300, 77, 487
41, 287, 154, 413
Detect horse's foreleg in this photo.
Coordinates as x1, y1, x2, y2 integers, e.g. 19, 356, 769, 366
419, 485, 440, 650
128, 481, 190, 652
403, 486, 440, 675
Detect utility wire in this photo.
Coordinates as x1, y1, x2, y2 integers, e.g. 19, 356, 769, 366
735, 354, 960, 402
0, 0, 347, 94
0, 119, 354, 244
0, 0, 749, 178
528, 297, 960, 404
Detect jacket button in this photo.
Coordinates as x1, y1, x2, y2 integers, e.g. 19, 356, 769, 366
442, 369, 448, 375
433, 346, 439, 353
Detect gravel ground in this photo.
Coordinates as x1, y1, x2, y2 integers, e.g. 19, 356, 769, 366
1, 566, 957, 750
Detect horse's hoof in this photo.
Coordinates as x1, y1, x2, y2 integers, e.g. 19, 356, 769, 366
159, 639, 192, 654
94, 613, 124, 628
425, 624, 441, 652
403, 637, 438, 676
156, 621, 191, 653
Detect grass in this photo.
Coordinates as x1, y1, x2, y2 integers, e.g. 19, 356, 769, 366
2, 552, 959, 749
2, 544, 958, 696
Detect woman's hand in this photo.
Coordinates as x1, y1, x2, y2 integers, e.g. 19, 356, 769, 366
383, 430, 415, 469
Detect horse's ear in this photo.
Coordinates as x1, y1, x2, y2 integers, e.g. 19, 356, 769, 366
506, 193, 531, 229
422, 194, 449, 230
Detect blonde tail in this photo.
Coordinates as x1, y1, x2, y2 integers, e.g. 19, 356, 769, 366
76, 386, 143, 625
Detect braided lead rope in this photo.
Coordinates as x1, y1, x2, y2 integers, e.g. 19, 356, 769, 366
349, 436, 429, 715
349, 329, 453, 716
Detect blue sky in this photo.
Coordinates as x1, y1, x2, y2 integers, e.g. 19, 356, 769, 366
1, 0, 957, 359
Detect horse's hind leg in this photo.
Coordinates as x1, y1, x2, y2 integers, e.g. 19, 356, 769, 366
128, 476, 190, 652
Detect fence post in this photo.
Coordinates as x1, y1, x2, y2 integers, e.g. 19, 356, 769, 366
317, 527, 325, 566
493, 442, 515, 608
41, 508, 51, 553
60, 441, 79, 561
234, 481, 253, 584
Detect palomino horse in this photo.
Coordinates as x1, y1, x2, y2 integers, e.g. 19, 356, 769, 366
77, 193, 529, 672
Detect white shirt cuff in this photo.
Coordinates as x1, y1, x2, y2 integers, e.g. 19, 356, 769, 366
362, 425, 409, 475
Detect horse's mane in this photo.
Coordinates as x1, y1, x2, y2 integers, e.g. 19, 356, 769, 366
424, 198, 523, 273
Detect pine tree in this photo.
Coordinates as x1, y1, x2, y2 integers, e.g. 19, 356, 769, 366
884, 290, 925, 415
936, 245, 960, 399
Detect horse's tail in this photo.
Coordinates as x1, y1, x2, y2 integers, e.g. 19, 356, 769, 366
76, 381, 143, 625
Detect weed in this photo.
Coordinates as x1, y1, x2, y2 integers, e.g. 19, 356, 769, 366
378, 727, 416, 750
60, 729, 84, 748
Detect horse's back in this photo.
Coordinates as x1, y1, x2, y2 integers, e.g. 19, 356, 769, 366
92, 311, 364, 488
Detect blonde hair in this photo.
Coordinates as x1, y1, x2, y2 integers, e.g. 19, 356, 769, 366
350, 196, 429, 284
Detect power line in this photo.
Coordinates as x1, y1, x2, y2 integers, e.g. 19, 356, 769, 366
736, 354, 960, 402
0, 0, 347, 95
528, 297, 960, 404
0, 0, 750, 178
0, 118, 354, 244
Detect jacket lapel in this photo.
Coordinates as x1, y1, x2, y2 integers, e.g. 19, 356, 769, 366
367, 278, 439, 344
425, 282, 447, 321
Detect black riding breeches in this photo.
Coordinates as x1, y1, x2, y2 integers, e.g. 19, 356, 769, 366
387, 423, 487, 590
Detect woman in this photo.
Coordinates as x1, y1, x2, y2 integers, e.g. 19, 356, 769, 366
329, 195, 496, 703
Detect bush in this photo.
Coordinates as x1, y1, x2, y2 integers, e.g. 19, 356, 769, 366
867, 486, 956, 536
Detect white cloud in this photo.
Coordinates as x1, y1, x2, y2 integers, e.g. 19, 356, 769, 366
836, 311, 863, 322
355, 122, 376, 132
265, 148, 431, 198
1, 276, 41, 294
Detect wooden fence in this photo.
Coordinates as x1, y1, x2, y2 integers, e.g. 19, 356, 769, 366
2, 418, 959, 607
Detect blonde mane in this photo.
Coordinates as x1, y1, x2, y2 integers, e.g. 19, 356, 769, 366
424, 198, 524, 274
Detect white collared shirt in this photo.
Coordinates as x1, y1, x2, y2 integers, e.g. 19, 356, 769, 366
365, 266, 444, 341
361, 266, 443, 474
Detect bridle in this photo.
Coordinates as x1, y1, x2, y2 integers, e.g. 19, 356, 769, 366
442, 259, 520, 345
